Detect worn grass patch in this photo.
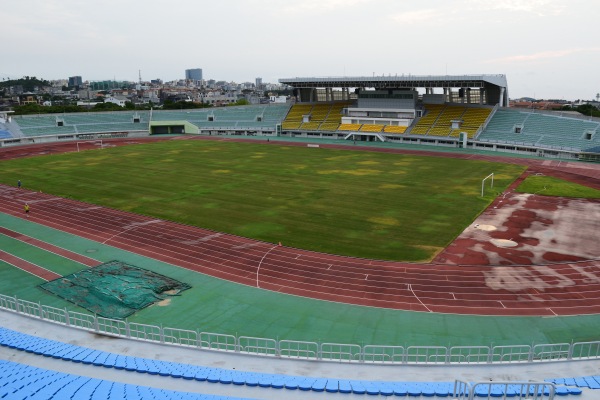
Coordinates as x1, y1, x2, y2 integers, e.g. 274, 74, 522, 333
516, 175, 600, 198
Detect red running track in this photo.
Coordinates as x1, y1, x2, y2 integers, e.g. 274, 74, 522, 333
1, 138, 599, 316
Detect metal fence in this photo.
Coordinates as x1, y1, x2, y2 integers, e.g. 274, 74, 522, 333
2, 293, 600, 366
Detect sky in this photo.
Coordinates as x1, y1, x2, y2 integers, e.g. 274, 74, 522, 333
1, 0, 598, 100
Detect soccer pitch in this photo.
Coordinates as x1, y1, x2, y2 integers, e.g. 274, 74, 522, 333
0, 140, 525, 261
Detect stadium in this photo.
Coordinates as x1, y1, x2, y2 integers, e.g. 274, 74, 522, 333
0, 74, 599, 399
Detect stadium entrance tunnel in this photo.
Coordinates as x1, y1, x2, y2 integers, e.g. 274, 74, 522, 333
39, 260, 191, 319
150, 121, 199, 134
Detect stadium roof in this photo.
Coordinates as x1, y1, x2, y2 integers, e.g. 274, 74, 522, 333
279, 74, 508, 89
279, 74, 509, 106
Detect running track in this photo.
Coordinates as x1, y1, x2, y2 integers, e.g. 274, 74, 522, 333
1, 138, 600, 317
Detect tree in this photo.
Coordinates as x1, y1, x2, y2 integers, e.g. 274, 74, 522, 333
230, 98, 250, 106
576, 104, 600, 118
93, 102, 124, 111
0, 76, 50, 91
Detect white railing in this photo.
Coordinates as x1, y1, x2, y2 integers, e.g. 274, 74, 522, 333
2, 293, 600, 366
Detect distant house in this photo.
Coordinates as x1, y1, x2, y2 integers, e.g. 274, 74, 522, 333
18, 93, 39, 105
104, 96, 128, 107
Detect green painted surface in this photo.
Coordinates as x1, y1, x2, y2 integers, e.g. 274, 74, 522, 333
0, 234, 85, 276
1, 213, 599, 347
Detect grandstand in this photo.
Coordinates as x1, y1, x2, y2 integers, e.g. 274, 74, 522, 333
145, 104, 288, 135
0, 104, 290, 146
276, 75, 600, 161
279, 75, 506, 143
477, 108, 600, 156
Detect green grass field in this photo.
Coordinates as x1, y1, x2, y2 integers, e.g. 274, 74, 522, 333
0, 140, 525, 261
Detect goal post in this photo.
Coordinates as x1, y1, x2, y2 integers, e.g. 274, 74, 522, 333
481, 173, 494, 197
76, 140, 103, 152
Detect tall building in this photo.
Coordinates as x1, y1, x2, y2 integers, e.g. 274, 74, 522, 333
68, 76, 83, 87
185, 68, 202, 82
255, 77, 263, 88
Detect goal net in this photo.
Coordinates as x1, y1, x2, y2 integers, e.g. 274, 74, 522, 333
481, 173, 494, 197
76, 140, 103, 152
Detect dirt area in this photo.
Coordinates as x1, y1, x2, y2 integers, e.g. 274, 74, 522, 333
435, 173, 600, 266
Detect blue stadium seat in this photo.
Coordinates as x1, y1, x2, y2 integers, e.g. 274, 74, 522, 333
283, 377, 299, 390
243, 372, 259, 387
297, 378, 314, 391
574, 378, 588, 387
92, 351, 110, 366
257, 373, 272, 387
391, 382, 408, 396
555, 386, 570, 396
568, 387, 583, 395
270, 374, 285, 389
406, 383, 422, 397
325, 379, 339, 393
434, 382, 451, 397
311, 378, 327, 392
364, 381, 380, 395
378, 383, 394, 396
180, 366, 196, 380
351, 381, 366, 394
0, 130, 13, 139
338, 380, 352, 394
231, 371, 246, 386
193, 367, 211, 381
219, 372, 233, 384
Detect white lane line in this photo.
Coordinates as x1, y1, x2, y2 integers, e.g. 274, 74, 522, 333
256, 245, 280, 289
407, 283, 432, 312
102, 220, 162, 244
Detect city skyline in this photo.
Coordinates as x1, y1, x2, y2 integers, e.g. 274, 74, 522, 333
2, 0, 598, 100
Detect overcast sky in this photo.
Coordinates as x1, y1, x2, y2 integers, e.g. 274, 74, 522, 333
2, 0, 598, 100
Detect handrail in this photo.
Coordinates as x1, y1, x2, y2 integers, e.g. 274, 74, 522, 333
2, 293, 599, 366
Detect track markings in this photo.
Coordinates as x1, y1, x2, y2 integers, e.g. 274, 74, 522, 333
0, 227, 99, 267
103, 220, 162, 244
407, 284, 432, 313
256, 244, 280, 289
